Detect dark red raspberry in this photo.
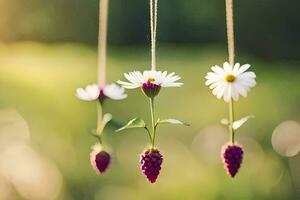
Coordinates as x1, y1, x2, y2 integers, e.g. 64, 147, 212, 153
90, 144, 111, 174
95, 151, 111, 173
140, 149, 163, 183
221, 144, 244, 177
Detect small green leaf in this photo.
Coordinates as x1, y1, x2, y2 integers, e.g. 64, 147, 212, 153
116, 118, 146, 132
103, 113, 112, 124
233, 115, 255, 130
220, 116, 254, 130
109, 118, 126, 130
157, 118, 190, 126
96, 113, 113, 134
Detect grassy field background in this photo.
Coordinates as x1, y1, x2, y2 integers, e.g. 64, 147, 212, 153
0, 42, 300, 200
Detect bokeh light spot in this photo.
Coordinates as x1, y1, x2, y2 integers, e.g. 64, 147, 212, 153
272, 120, 300, 157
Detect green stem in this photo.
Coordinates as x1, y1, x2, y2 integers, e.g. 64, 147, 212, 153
96, 101, 104, 145
229, 98, 235, 144
144, 126, 152, 146
98, 135, 103, 145
149, 98, 156, 149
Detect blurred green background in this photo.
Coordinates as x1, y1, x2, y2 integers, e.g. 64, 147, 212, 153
0, 0, 300, 200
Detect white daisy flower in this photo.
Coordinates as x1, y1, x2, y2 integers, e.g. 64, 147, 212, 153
205, 62, 256, 102
76, 83, 127, 102
117, 70, 183, 98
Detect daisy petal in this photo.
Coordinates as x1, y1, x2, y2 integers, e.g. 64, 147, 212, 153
103, 83, 127, 100
237, 64, 251, 74
76, 84, 100, 101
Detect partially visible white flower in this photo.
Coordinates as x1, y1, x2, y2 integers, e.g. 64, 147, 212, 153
103, 83, 127, 100
205, 62, 256, 102
117, 70, 183, 98
76, 84, 99, 101
76, 83, 127, 101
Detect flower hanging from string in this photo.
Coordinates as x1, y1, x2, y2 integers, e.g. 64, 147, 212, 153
117, 72, 188, 183
76, 0, 127, 175
204, 0, 257, 177
76, 83, 126, 174
116, 0, 189, 183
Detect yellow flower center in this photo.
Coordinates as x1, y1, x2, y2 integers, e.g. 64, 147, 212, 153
147, 77, 155, 83
225, 74, 236, 82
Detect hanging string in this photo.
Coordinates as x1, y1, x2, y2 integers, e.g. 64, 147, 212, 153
98, 0, 109, 87
225, 0, 235, 66
150, 0, 158, 71
96, 0, 109, 142
225, 0, 235, 144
